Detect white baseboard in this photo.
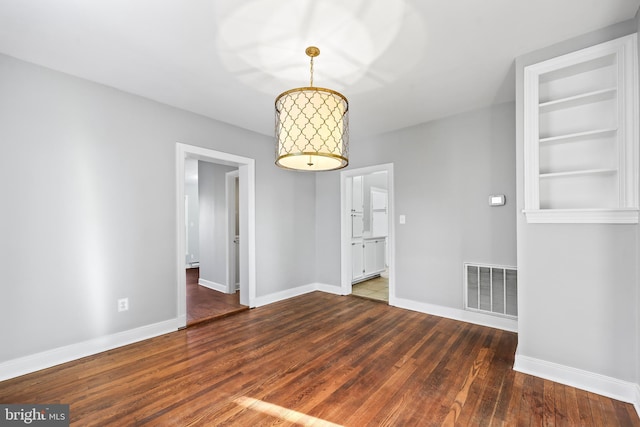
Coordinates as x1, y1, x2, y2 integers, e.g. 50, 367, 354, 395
253, 284, 317, 307
316, 283, 344, 295
0, 318, 178, 382
252, 283, 349, 307
198, 278, 228, 293
514, 352, 640, 416
392, 296, 518, 332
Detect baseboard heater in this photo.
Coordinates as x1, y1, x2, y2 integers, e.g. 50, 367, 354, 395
464, 263, 517, 319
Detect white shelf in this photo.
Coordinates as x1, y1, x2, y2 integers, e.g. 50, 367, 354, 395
539, 128, 617, 145
539, 168, 617, 179
539, 87, 616, 112
523, 33, 638, 224
523, 209, 639, 224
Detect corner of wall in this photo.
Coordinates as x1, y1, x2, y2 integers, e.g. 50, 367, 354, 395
516, 19, 640, 412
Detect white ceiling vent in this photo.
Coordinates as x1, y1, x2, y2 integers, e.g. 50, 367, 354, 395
464, 263, 517, 318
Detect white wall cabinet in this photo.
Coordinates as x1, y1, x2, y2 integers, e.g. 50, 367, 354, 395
352, 238, 386, 283
351, 241, 364, 282
364, 239, 386, 276
523, 34, 638, 223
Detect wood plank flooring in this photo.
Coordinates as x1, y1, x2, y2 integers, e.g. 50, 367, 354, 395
1, 292, 638, 426
186, 268, 247, 326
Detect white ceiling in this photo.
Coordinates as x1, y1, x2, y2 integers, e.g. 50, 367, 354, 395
0, 0, 638, 138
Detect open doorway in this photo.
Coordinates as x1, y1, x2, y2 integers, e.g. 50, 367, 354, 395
183, 160, 247, 326
340, 164, 395, 304
176, 143, 256, 329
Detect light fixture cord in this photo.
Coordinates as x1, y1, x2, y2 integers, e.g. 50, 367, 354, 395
309, 56, 314, 87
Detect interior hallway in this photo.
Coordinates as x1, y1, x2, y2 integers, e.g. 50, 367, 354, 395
186, 267, 247, 326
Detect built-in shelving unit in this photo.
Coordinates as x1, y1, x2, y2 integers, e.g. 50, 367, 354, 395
538, 87, 617, 112
538, 128, 617, 144
523, 34, 638, 223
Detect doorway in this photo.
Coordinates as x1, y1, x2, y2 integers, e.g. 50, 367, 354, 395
175, 143, 256, 329
184, 162, 246, 326
340, 164, 395, 304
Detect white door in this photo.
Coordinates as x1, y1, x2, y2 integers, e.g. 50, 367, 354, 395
364, 240, 377, 275
374, 239, 386, 271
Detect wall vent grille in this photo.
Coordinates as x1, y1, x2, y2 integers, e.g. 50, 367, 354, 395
464, 263, 517, 318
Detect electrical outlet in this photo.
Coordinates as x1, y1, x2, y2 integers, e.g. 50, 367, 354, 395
117, 298, 129, 312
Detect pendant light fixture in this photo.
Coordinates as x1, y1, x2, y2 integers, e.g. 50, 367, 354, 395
275, 46, 349, 171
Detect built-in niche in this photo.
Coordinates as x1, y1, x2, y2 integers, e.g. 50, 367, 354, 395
523, 33, 638, 223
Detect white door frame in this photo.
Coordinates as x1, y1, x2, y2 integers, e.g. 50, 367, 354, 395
226, 170, 239, 294
176, 143, 256, 327
340, 163, 395, 303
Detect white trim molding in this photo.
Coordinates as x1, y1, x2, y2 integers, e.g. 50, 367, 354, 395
392, 296, 518, 333
175, 142, 257, 328
252, 283, 345, 307
514, 352, 640, 417
198, 278, 228, 294
523, 208, 639, 224
0, 319, 178, 382
316, 283, 345, 295
252, 284, 318, 308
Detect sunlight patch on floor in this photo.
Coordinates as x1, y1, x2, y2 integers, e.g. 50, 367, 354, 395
234, 396, 343, 426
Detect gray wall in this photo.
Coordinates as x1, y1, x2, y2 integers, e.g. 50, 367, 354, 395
316, 102, 517, 307
515, 19, 639, 382
198, 161, 236, 286
0, 53, 316, 362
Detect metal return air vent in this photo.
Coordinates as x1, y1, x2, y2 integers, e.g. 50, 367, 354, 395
464, 263, 517, 318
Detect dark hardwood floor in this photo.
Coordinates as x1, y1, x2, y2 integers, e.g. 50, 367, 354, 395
1, 292, 638, 426
186, 267, 247, 326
